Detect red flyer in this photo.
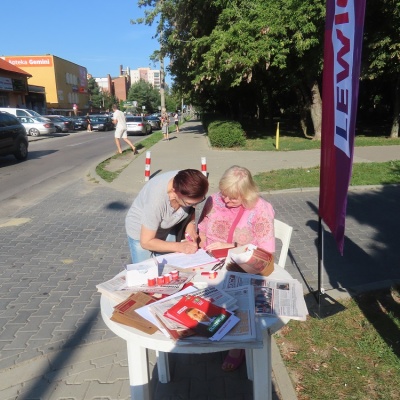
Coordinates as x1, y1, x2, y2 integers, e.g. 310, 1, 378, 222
164, 295, 239, 340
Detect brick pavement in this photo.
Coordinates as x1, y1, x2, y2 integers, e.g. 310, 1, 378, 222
1, 120, 399, 399
0, 179, 288, 399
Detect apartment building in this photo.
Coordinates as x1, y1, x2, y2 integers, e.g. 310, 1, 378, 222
130, 67, 161, 89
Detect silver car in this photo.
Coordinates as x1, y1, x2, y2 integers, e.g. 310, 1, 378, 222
17, 116, 57, 136
126, 116, 152, 135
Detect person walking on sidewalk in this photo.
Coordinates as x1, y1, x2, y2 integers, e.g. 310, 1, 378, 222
86, 113, 92, 132
161, 112, 170, 141
173, 111, 180, 133
112, 104, 137, 154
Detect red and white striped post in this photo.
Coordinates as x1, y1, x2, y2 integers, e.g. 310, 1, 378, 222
201, 157, 207, 177
144, 151, 151, 181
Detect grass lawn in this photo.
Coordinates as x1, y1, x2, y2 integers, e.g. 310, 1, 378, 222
253, 160, 400, 191
275, 286, 400, 399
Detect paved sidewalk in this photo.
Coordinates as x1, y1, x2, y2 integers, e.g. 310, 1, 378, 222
104, 119, 400, 195
1, 118, 399, 399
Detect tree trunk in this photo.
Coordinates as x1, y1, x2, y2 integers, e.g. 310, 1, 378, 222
390, 75, 399, 138
295, 86, 313, 138
310, 80, 322, 140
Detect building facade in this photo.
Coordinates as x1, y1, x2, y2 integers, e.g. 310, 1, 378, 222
0, 58, 32, 108
2, 55, 89, 115
130, 67, 161, 89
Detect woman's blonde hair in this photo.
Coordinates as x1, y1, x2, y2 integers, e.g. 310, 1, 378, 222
219, 165, 259, 208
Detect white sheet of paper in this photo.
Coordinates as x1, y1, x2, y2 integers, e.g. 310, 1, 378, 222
156, 249, 217, 269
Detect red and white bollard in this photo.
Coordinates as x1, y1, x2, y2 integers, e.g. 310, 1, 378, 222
144, 151, 151, 181
201, 157, 207, 177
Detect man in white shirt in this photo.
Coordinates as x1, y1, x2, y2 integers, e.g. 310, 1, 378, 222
112, 104, 137, 154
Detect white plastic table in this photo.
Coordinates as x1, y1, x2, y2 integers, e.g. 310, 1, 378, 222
100, 266, 291, 400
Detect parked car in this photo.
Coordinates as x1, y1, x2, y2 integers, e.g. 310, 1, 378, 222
126, 116, 152, 135
0, 111, 29, 161
17, 116, 56, 136
88, 115, 114, 131
69, 115, 88, 130
42, 115, 73, 132
0, 107, 45, 119
145, 116, 161, 130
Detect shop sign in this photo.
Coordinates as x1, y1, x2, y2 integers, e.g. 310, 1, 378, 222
4, 56, 53, 67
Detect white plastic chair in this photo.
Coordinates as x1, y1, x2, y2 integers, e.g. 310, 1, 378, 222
274, 219, 293, 268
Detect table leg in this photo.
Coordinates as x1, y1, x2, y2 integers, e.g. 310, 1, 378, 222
251, 331, 272, 400
127, 341, 150, 400
156, 351, 171, 383
245, 348, 254, 380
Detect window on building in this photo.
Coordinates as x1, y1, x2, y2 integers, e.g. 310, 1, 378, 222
0, 94, 9, 107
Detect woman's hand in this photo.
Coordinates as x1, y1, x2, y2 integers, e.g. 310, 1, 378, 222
184, 222, 198, 243
179, 240, 199, 254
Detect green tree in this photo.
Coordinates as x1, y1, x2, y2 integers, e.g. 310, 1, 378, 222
88, 77, 102, 109
133, 0, 398, 140
127, 79, 160, 113
362, 0, 400, 138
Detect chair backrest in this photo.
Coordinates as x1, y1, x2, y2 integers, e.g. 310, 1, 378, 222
274, 219, 293, 268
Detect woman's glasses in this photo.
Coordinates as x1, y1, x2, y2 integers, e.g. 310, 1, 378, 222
178, 196, 205, 207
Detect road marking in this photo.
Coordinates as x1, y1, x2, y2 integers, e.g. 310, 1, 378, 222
0, 218, 31, 228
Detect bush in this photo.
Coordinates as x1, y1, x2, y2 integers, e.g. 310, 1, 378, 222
208, 120, 246, 148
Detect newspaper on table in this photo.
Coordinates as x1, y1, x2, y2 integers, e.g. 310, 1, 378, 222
218, 285, 261, 344
96, 270, 136, 303
220, 272, 308, 321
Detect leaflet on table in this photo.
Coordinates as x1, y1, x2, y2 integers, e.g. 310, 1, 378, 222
162, 285, 261, 345
155, 249, 218, 269
110, 292, 159, 334
135, 286, 238, 341
220, 272, 308, 321
135, 286, 198, 338
164, 295, 240, 341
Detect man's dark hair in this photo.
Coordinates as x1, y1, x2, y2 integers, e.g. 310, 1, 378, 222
173, 169, 209, 199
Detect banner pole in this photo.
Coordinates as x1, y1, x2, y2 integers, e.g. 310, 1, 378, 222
314, 217, 323, 306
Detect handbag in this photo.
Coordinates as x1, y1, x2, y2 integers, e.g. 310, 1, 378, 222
226, 245, 275, 277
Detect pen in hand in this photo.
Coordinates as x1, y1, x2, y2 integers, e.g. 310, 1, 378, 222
185, 232, 194, 242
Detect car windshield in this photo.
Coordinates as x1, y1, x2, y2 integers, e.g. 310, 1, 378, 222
34, 117, 50, 123
29, 110, 43, 118
126, 117, 142, 122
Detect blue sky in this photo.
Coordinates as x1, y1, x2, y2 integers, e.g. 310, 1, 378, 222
1, 0, 171, 83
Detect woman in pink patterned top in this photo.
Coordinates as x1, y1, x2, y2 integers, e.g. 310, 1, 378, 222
198, 165, 275, 253
198, 165, 275, 371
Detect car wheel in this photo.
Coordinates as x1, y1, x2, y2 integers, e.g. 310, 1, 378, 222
55, 126, 62, 133
29, 128, 40, 136
14, 140, 28, 161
